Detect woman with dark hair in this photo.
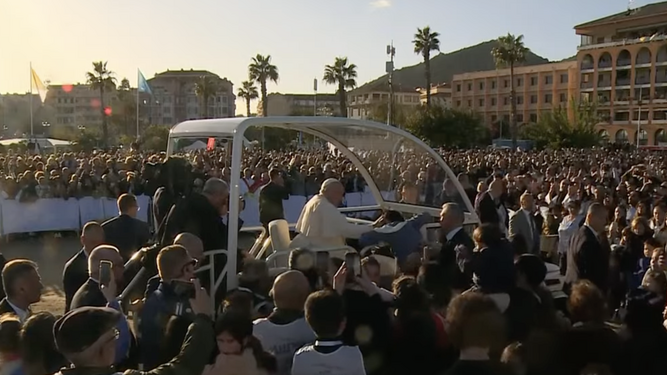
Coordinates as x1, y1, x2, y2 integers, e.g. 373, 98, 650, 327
202, 310, 276, 375
385, 276, 451, 375
19, 312, 66, 375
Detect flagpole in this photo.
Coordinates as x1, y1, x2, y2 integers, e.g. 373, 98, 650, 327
29, 62, 34, 137
136, 75, 140, 138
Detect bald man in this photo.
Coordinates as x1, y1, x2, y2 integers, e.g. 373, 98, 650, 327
253, 271, 315, 375
63, 221, 105, 312
294, 178, 375, 248
508, 192, 540, 254
475, 179, 509, 234
70, 245, 124, 309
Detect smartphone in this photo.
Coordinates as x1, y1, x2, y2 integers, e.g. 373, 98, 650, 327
316, 252, 330, 272
99, 261, 112, 287
171, 280, 196, 299
345, 252, 361, 282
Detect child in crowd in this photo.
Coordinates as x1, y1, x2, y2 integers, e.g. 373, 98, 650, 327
291, 289, 366, 375
635, 238, 662, 287
0, 314, 23, 375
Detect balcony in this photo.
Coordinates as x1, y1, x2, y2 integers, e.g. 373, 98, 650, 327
598, 60, 613, 70
636, 76, 651, 86
616, 59, 632, 69
580, 82, 594, 91
578, 33, 667, 51
597, 80, 613, 89
616, 77, 631, 87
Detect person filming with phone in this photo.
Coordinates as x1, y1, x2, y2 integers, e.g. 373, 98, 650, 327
138, 244, 198, 370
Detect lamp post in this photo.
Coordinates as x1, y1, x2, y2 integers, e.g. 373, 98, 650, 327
637, 85, 643, 148
386, 42, 396, 127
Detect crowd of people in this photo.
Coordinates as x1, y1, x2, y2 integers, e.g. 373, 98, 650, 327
1, 144, 667, 375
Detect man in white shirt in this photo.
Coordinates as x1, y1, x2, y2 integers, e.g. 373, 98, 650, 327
292, 289, 366, 375
254, 271, 315, 375
0, 259, 43, 322
294, 178, 375, 248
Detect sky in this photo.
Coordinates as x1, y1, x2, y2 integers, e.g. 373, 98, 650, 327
0, 0, 648, 114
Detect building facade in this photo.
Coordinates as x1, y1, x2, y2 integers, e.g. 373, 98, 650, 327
419, 84, 452, 108
575, 1, 667, 145
147, 69, 235, 125
451, 61, 578, 128
45, 84, 115, 129
0, 93, 46, 136
259, 93, 341, 117
347, 83, 421, 119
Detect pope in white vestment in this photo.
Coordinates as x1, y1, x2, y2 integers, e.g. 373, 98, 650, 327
294, 178, 373, 248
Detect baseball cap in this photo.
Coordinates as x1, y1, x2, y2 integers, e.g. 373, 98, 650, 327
53, 307, 121, 354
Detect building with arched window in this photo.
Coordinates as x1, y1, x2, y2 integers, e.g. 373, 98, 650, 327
576, 2, 667, 145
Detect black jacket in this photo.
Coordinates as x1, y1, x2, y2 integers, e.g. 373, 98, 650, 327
565, 226, 611, 293
475, 191, 508, 228
102, 214, 150, 262
160, 193, 227, 251
439, 227, 475, 290
0, 298, 16, 315
70, 279, 107, 309
0, 253, 6, 299
62, 249, 88, 312
258, 182, 289, 226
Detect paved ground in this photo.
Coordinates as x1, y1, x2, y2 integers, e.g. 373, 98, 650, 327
3, 233, 81, 315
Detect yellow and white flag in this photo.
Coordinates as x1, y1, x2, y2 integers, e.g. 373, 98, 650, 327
30, 67, 48, 104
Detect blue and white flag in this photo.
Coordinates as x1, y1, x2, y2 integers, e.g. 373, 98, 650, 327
137, 69, 152, 95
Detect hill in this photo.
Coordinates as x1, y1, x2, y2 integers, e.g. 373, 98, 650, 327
354, 40, 552, 93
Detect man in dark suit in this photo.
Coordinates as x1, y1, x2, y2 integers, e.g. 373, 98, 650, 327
475, 179, 509, 235
0, 259, 43, 322
438, 203, 475, 290
71, 245, 125, 310
102, 193, 150, 262
565, 203, 610, 294
62, 221, 105, 312
259, 169, 290, 229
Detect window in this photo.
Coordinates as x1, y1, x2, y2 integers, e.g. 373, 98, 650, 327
456, 84, 461, 92
491, 98, 497, 106
491, 80, 496, 89
504, 97, 509, 105
467, 100, 472, 107
479, 98, 485, 107
530, 95, 537, 104
517, 78, 523, 87
517, 95, 524, 105
503, 114, 510, 122
467, 83, 472, 91
530, 113, 537, 122
479, 82, 485, 90
504, 80, 509, 88
491, 115, 498, 122
517, 114, 524, 122
545, 75, 553, 85
544, 94, 553, 103
530, 77, 537, 86
560, 93, 567, 103
560, 74, 568, 83
456, 100, 461, 107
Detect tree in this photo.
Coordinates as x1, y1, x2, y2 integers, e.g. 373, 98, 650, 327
237, 80, 259, 117
85, 61, 117, 147
491, 33, 529, 149
139, 124, 170, 151
113, 78, 137, 137
323, 57, 357, 117
248, 54, 279, 117
521, 102, 602, 149
366, 101, 416, 128
413, 26, 440, 107
194, 75, 218, 119
405, 106, 488, 148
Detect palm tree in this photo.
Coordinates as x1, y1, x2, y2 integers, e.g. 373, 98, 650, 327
237, 80, 259, 117
413, 26, 440, 107
492, 33, 529, 148
323, 57, 358, 117
248, 54, 279, 117
115, 78, 135, 135
85, 61, 116, 146
194, 75, 218, 119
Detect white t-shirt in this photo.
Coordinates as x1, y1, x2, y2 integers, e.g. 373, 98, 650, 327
253, 317, 316, 375
291, 341, 366, 375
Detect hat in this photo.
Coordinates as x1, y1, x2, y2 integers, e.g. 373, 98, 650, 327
53, 307, 121, 354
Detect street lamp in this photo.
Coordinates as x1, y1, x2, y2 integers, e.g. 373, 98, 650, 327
386, 42, 396, 127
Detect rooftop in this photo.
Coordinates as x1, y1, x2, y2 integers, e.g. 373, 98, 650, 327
151, 69, 231, 82
575, 1, 667, 29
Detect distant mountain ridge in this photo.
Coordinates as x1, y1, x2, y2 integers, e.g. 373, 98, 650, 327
354, 40, 554, 93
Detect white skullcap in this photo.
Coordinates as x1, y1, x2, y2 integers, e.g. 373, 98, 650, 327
320, 178, 342, 194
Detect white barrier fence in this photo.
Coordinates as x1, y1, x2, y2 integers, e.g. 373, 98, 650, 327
0, 191, 392, 236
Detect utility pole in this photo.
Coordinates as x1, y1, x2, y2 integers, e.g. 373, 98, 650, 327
386, 42, 396, 127
637, 85, 643, 148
